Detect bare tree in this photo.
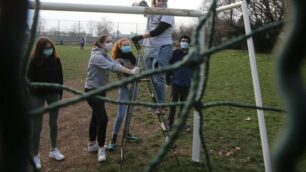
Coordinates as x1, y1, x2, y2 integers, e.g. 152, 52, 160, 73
201, 0, 286, 52
248, 0, 286, 24
47, 27, 62, 43
246, 0, 285, 52
87, 20, 96, 37
70, 22, 82, 35
172, 24, 195, 43
95, 17, 114, 36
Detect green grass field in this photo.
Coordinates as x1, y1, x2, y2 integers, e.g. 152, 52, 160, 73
54, 45, 304, 171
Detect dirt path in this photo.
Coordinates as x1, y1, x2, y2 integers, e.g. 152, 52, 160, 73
37, 80, 118, 172
33, 79, 176, 172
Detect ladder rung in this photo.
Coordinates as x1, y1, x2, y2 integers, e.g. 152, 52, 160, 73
140, 78, 150, 82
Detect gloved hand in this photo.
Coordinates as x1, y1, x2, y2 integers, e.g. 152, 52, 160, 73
130, 67, 141, 75
131, 35, 143, 43
132, 1, 149, 7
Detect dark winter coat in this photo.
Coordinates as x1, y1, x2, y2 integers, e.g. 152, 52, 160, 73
166, 49, 192, 88
115, 52, 136, 80
28, 57, 63, 98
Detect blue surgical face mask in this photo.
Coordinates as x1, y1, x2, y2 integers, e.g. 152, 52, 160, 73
121, 45, 131, 53
43, 48, 53, 57
180, 42, 189, 49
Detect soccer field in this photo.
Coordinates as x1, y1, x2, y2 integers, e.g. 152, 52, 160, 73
36, 44, 304, 171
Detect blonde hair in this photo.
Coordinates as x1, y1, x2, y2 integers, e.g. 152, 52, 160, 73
111, 38, 130, 61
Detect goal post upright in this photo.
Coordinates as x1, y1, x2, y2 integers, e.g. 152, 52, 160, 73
192, 26, 206, 163
192, 1, 271, 172
241, 0, 271, 171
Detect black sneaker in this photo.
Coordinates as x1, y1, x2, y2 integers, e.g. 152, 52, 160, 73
182, 125, 190, 132
167, 124, 173, 131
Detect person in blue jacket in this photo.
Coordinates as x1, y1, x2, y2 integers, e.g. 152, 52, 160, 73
80, 37, 85, 49
166, 35, 192, 130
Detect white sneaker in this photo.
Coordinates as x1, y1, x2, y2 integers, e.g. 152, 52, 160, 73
88, 142, 99, 152
98, 147, 106, 162
49, 148, 65, 161
33, 154, 41, 170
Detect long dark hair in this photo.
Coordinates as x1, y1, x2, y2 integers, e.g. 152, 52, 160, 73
31, 37, 58, 65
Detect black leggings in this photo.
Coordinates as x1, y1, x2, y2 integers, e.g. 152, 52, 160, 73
85, 89, 108, 147
168, 85, 189, 126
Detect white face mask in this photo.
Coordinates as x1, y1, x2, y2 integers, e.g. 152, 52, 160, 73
43, 48, 53, 57
104, 42, 113, 51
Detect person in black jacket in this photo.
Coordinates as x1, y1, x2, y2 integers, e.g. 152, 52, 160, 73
28, 37, 64, 170
166, 35, 192, 131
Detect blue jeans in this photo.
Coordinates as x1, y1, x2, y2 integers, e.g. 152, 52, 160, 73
112, 84, 132, 135
145, 44, 172, 103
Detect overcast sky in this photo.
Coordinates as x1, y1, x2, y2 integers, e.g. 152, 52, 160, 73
30, 0, 203, 34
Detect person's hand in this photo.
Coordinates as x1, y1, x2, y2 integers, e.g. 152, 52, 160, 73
130, 67, 141, 75
132, 1, 149, 7
131, 35, 143, 43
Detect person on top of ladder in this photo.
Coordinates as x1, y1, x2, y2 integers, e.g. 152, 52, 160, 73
132, 0, 174, 115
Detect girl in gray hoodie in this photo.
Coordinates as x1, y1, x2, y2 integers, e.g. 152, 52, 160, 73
84, 34, 139, 162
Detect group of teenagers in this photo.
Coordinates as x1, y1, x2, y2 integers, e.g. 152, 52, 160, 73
27, 0, 192, 170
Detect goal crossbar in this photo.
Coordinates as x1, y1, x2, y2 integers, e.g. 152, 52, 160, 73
28, 1, 242, 18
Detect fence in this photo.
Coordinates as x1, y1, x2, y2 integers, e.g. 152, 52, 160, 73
31, 18, 146, 44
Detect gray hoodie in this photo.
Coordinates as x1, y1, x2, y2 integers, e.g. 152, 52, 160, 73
85, 47, 123, 89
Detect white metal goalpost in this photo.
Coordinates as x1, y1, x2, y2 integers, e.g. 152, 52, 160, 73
29, 1, 271, 171
192, 2, 272, 172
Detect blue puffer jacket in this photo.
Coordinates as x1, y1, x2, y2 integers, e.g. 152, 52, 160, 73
166, 49, 192, 88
